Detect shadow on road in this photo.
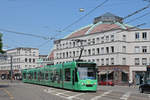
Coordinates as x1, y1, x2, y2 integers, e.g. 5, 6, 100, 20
0, 85, 9, 88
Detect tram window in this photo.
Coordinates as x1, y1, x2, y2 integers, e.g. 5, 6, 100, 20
75, 68, 78, 82
38, 72, 41, 80
34, 72, 36, 79
30, 73, 33, 80
41, 72, 44, 80
45, 73, 49, 80
28, 73, 31, 80
55, 71, 60, 83
50, 73, 54, 82
23, 73, 26, 79
65, 68, 71, 81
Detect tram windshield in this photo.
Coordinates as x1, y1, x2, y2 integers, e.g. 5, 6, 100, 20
77, 63, 96, 80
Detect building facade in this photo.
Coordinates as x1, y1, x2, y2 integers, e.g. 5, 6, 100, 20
0, 47, 39, 79
53, 13, 150, 85
37, 55, 54, 67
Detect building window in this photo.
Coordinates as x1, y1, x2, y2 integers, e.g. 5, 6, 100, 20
106, 58, 109, 65
83, 40, 87, 45
135, 46, 140, 53
92, 59, 95, 62
84, 50, 87, 56
63, 52, 65, 58
56, 44, 59, 49
29, 58, 31, 63
111, 58, 114, 65
142, 58, 147, 65
111, 46, 114, 53
92, 38, 95, 44
88, 49, 91, 55
66, 52, 68, 58
73, 51, 75, 57
142, 46, 147, 53
135, 58, 140, 65
76, 51, 79, 56
122, 46, 126, 53
96, 37, 100, 43
88, 39, 91, 45
63, 44, 65, 48
96, 59, 100, 63
69, 52, 72, 57
142, 32, 147, 40
69, 42, 72, 48
101, 47, 104, 54
111, 35, 114, 41
33, 59, 35, 63
66, 42, 68, 48
106, 36, 109, 42
92, 49, 95, 55
101, 37, 104, 43
101, 59, 104, 66
123, 35, 126, 41
122, 58, 126, 65
135, 32, 140, 40
97, 48, 100, 54
73, 42, 75, 47
106, 47, 109, 53
25, 58, 27, 62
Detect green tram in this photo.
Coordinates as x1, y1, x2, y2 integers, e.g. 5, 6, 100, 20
22, 61, 97, 91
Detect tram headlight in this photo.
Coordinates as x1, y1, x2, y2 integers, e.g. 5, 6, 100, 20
81, 82, 85, 85
94, 82, 97, 85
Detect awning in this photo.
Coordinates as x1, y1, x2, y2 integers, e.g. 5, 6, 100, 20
99, 70, 114, 75
122, 70, 129, 74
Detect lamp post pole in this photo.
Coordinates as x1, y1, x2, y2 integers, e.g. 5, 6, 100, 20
10, 55, 13, 83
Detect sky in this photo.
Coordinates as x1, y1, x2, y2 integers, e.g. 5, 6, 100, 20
0, 0, 150, 55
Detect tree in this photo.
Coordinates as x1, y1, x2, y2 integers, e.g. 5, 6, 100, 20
0, 33, 5, 54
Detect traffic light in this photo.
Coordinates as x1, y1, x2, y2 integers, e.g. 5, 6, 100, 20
0, 33, 5, 54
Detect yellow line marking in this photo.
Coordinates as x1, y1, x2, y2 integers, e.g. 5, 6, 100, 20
0, 88, 14, 100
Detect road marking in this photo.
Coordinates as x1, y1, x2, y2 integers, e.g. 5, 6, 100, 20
67, 93, 85, 100
0, 88, 14, 100
55, 91, 71, 95
91, 90, 112, 100
148, 94, 150, 98
120, 92, 131, 100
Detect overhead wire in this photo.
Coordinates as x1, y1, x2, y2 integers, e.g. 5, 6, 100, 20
125, 11, 150, 24
60, 0, 109, 32
41, 1, 150, 48
0, 28, 54, 40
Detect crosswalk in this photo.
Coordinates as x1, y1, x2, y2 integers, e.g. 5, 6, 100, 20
120, 92, 131, 100
43, 88, 150, 100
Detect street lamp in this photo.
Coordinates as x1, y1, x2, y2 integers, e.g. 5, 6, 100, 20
79, 8, 84, 12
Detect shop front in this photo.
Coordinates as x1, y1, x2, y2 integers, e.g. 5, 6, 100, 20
98, 65, 129, 85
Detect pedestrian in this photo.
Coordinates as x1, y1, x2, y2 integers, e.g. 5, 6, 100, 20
128, 80, 132, 87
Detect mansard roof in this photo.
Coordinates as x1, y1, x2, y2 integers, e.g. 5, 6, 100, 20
64, 13, 132, 39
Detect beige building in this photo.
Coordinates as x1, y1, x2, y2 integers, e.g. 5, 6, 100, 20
52, 13, 150, 85
0, 47, 39, 79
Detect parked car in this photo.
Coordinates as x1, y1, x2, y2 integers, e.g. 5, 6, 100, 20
139, 80, 150, 93
98, 80, 114, 86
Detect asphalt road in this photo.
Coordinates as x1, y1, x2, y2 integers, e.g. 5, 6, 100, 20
0, 80, 150, 100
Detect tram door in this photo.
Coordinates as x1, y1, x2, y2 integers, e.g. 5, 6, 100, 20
60, 69, 64, 88
72, 70, 75, 88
